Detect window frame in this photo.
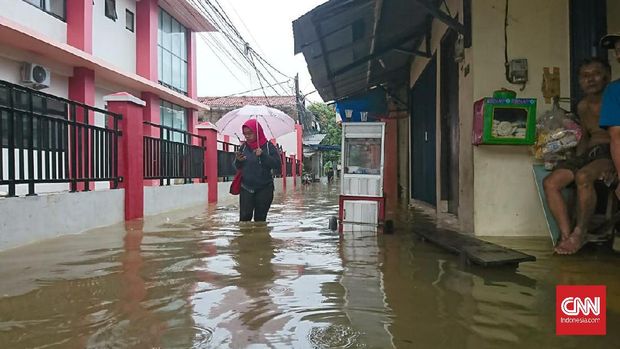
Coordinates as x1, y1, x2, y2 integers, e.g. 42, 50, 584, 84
159, 100, 189, 144
23, 0, 66, 21
105, 0, 118, 21
157, 9, 189, 95
125, 9, 135, 32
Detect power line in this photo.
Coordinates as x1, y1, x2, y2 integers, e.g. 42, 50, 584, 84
250, 51, 291, 95
199, 32, 249, 74
191, 0, 292, 99
224, 0, 265, 57
198, 34, 246, 86
248, 47, 293, 80
206, 80, 292, 102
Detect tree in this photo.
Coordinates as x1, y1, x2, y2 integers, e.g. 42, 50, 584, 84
308, 103, 341, 164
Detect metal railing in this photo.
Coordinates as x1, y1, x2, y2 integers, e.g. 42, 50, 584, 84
217, 141, 293, 179
217, 140, 239, 179
0, 80, 122, 197
143, 121, 205, 185
286, 157, 293, 177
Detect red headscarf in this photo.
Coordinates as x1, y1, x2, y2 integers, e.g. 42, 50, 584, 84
242, 119, 268, 150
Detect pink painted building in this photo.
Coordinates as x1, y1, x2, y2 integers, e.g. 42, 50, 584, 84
0, 0, 213, 195
0, 1, 307, 251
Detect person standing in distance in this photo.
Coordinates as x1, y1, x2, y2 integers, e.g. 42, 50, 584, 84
234, 119, 281, 222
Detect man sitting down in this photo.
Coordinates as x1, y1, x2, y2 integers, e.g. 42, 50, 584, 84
543, 57, 613, 255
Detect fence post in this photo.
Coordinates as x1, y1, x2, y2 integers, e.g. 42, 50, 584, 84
104, 93, 146, 220
291, 154, 297, 186
196, 122, 218, 203
281, 151, 287, 189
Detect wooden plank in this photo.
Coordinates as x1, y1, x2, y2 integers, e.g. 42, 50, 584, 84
414, 227, 536, 267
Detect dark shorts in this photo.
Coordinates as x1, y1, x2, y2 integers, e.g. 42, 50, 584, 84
556, 144, 611, 172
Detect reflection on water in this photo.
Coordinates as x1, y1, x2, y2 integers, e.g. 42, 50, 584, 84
0, 185, 619, 348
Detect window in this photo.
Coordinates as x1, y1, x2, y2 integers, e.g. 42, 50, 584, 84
125, 9, 134, 32
105, 0, 118, 21
160, 100, 187, 143
23, 0, 66, 20
158, 9, 188, 94
0, 86, 68, 151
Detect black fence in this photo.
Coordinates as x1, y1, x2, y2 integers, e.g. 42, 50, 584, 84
0, 80, 122, 197
216, 141, 294, 180
217, 141, 239, 179
286, 157, 292, 177
143, 121, 205, 185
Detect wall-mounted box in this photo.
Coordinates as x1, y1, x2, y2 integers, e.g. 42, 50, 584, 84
473, 98, 537, 145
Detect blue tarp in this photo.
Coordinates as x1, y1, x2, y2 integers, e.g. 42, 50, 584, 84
335, 88, 387, 122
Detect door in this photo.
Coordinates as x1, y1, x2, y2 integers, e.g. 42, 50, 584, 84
440, 30, 460, 215
410, 56, 437, 206
569, 0, 607, 105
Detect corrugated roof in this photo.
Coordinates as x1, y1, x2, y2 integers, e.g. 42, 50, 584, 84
292, 0, 434, 102
199, 96, 297, 107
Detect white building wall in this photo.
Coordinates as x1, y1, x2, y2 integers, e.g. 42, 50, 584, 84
471, 0, 570, 237
2, 0, 67, 44
92, 0, 137, 74
276, 129, 298, 156
0, 51, 70, 98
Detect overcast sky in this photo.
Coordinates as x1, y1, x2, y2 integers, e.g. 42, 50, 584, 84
196, 0, 327, 102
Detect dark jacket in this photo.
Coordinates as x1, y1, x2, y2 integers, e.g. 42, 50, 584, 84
235, 142, 281, 191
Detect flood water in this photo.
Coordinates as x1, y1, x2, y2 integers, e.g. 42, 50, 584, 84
0, 184, 619, 348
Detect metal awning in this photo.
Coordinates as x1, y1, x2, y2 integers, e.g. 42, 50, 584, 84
303, 133, 327, 145
293, 0, 468, 102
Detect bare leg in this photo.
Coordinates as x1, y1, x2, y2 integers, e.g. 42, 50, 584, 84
556, 159, 613, 255
543, 169, 575, 248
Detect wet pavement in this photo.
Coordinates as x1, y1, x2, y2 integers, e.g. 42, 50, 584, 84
0, 184, 619, 348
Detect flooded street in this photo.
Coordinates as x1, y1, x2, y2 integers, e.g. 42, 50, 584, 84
1, 185, 619, 348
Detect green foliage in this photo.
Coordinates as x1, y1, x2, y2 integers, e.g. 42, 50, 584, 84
308, 102, 341, 164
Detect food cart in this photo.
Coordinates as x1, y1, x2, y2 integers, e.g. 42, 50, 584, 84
330, 122, 390, 233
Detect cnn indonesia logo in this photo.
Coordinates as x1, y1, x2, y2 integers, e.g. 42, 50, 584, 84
556, 285, 606, 336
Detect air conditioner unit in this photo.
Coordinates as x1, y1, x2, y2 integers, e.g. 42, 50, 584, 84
21, 62, 51, 89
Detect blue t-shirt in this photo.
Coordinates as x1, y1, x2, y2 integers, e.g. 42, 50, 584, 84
600, 80, 620, 128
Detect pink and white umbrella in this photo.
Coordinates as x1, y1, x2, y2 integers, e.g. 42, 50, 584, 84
215, 105, 296, 140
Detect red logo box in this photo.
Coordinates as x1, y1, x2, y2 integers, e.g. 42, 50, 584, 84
556, 285, 606, 336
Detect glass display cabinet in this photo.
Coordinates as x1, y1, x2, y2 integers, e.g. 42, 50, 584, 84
336, 122, 386, 232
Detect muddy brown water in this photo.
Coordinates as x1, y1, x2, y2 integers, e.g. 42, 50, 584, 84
0, 185, 619, 348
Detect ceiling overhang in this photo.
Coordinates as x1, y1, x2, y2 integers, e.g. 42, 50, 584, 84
158, 0, 217, 32
0, 17, 209, 111
293, 0, 468, 102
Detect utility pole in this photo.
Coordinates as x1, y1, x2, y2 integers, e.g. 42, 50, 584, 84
294, 73, 302, 124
